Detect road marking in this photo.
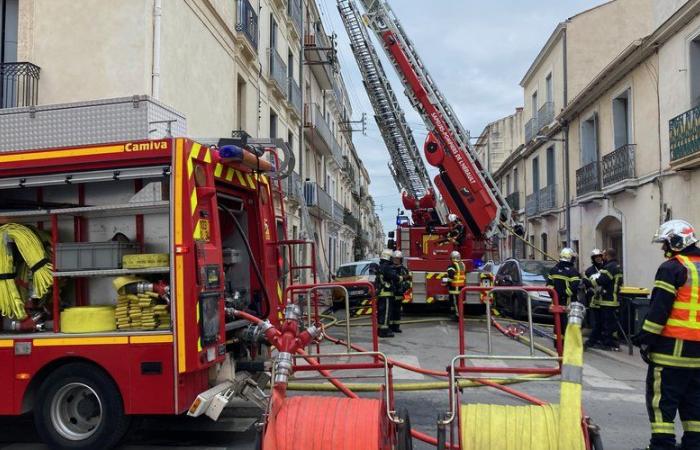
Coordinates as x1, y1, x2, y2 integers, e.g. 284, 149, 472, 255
583, 363, 634, 391
387, 354, 425, 380
584, 391, 645, 404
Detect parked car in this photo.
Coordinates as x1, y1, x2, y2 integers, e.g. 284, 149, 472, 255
331, 259, 379, 309
493, 259, 557, 319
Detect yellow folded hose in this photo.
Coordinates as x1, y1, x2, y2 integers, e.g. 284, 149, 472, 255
0, 224, 54, 320
62, 306, 116, 333
557, 319, 585, 449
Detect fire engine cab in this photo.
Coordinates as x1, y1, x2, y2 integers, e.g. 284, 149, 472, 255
0, 137, 289, 449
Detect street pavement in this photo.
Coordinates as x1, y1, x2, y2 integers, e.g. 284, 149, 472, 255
0, 311, 658, 449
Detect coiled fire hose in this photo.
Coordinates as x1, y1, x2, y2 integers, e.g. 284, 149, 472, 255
0, 224, 53, 320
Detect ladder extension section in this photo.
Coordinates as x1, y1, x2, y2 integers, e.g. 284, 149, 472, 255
356, 0, 512, 237
337, 0, 432, 200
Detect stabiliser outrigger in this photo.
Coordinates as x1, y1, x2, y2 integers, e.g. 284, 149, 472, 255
230, 277, 602, 449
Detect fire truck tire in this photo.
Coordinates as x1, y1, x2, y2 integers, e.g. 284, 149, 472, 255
33, 362, 130, 450
396, 407, 413, 450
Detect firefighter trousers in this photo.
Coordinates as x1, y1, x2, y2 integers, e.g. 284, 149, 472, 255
449, 293, 460, 317
377, 295, 392, 330
645, 364, 700, 450
390, 296, 403, 330
599, 306, 619, 347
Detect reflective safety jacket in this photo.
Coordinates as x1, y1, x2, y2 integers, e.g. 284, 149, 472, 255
546, 261, 581, 306
642, 246, 700, 368
594, 259, 623, 307
583, 263, 603, 308
376, 260, 398, 298
447, 261, 466, 295
394, 265, 411, 299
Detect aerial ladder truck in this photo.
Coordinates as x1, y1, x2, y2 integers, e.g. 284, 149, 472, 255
337, 0, 513, 305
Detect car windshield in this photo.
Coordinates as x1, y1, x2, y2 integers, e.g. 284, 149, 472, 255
520, 261, 556, 279
337, 263, 372, 277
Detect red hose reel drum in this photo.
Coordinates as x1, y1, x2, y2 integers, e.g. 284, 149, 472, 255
265, 396, 390, 450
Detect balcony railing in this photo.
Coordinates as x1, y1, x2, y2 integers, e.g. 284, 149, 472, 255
304, 181, 333, 217
281, 171, 301, 200
306, 104, 333, 152
235, 0, 258, 50
524, 117, 537, 143
344, 209, 360, 230
287, 77, 302, 117
505, 191, 521, 210
1, 62, 40, 109
602, 144, 635, 187
576, 161, 601, 197
669, 105, 700, 164
538, 184, 557, 212
537, 102, 554, 131
288, 0, 302, 36
525, 192, 538, 216
269, 49, 287, 97
332, 200, 344, 224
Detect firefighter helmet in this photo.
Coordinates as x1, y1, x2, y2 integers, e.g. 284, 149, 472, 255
392, 250, 403, 261
652, 219, 698, 252
590, 248, 603, 260
559, 247, 577, 263
380, 249, 394, 261
448, 213, 458, 223
450, 250, 461, 261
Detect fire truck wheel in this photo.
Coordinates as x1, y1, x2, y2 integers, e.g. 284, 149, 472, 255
33, 362, 130, 450
396, 407, 413, 450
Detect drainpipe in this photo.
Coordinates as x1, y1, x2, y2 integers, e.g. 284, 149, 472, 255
563, 27, 571, 247
151, 0, 162, 99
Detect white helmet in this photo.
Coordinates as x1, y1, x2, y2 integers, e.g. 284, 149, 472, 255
450, 250, 461, 261
448, 213, 458, 223
591, 248, 603, 258
392, 250, 403, 260
559, 247, 577, 263
380, 249, 394, 261
652, 219, 698, 252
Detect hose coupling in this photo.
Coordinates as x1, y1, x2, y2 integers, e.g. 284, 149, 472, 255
284, 303, 302, 321
568, 301, 586, 325
273, 352, 294, 384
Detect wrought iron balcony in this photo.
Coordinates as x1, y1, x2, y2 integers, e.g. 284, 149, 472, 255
524, 117, 537, 143
537, 102, 554, 131
602, 144, 635, 187
538, 184, 557, 213
505, 191, 521, 210
525, 192, 538, 216
576, 161, 601, 197
281, 171, 301, 200
235, 0, 258, 51
287, 0, 302, 37
304, 104, 334, 155
304, 181, 333, 217
344, 208, 360, 230
332, 200, 344, 224
1, 62, 40, 109
669, 105, 700, 166
269, 49, 287, 98
288, 77, 302, 117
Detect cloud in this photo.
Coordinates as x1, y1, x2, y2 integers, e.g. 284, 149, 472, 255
320, 0, 604, 235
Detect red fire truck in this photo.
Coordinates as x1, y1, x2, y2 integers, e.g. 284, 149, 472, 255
0, 137, 293, 449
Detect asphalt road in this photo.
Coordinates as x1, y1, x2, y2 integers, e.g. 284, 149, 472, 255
0, 312, 658, 450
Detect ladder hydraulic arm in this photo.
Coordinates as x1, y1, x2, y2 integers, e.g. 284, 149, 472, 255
354, 0, 511, 238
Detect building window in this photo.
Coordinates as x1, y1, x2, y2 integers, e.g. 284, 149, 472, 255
580, 114, 598, 165
541, 233, 548, 256
612, 89, 631, 149
546, 146, 555, 186
1, 0, 18, 63
513, 168, 519, 192
545, 73, 553, 104
690, 35, 700, 107
529, 235, 535, 260
532, 156, 540, 192
288, 50, 294, 79
270, 110, 278, 139
505, 174, 511, 195
237, 76, 247, 132
270, 15, 278, 48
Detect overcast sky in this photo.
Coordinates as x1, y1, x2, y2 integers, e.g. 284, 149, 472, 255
314, 0, 604, 234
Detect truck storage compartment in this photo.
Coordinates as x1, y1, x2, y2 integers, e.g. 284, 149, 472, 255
56, 241, 141, 271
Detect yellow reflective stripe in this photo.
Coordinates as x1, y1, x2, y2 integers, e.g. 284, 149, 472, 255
190, 189, 198, 215
548, 275, 579, 282
203, 149, 212, 163
214, 163, 224, 178
674, 339, 684, 357
683, 421, 700, 432
0, 339, 12, 348
129, 335, 174, 344
650, 352, 700, 368
33, 337, 128, 346
651, 422, 675, 434
235, 170, 247, 187
246, 174, 256, 190
652, 366, 663, 426
643, 320, 664, 334
654, 280, 677, 295
225, 167, 235, 182
666, 318, 700, 329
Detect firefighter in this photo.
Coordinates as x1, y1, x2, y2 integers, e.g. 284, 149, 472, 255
592, 248, 623, 351
439, 214, 465, 246
546, 248, 582, 337
376, 248, 398, 338
446, 250, 466, 318
390, 250, 410, 333
583, 248, 605, 349
632, 220, 700, 450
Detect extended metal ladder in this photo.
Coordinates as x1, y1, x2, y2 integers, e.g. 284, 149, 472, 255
355, 0, 512, 235
337, 0, 432, 201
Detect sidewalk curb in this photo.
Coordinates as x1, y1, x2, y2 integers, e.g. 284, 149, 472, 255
586, 347, 647, 369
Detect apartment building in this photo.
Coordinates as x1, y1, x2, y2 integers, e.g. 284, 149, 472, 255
1, 0, 382, 278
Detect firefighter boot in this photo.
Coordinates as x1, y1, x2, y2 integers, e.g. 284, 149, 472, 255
390, 324, 402, 333
378, 328, 395, 338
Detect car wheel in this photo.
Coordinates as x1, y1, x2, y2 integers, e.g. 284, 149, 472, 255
34, 362, 130, 450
